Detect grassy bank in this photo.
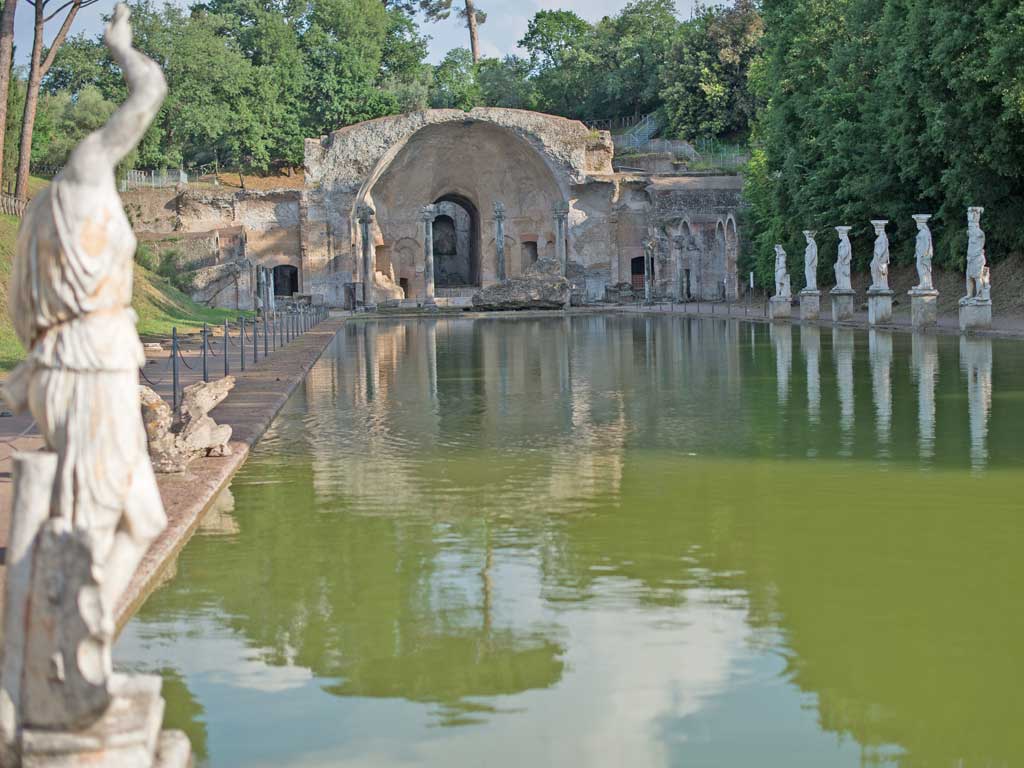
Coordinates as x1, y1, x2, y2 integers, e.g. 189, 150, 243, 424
0, 214, 244, 374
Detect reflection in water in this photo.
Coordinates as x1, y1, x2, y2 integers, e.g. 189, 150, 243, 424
870, 330, 893, 455
833, 327, 855, 456
801, 326, 821, 426
961, 336, 993, 471
117, 316, 1024, 768
771, 323, 792, 406
911, 334, 938, 461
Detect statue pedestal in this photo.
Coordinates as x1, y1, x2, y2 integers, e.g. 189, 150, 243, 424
769, 296, 792, 321
799, 290, 820, 321
19, 675, 191, 768
867, 289, 894, 325
959, 298, 992, 332
909, 289, 939, 328
830, 289, 856, 323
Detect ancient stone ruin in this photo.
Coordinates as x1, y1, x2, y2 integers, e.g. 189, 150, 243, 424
140, 377, 234, 474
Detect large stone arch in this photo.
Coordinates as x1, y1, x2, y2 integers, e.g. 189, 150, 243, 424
301, 109, 613, 306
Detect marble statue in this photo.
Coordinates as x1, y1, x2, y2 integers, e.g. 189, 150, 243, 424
774, 245, 791, 298
802, 231, 818, 291
834, 227, 853, 291
964, 207, 987, 301
0, 6, 190, 765
912, 214, 934, 291
869, 220, 890, 291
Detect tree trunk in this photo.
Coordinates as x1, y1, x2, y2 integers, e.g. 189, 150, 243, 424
15, 0, 81, 201
0, 0, 19, 192
464, 0, 480, 64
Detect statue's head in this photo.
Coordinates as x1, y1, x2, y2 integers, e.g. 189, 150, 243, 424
912, 213, 931, 230
774, 244, 786, 259
835, 226, 852, 241
967, 207, 984, 227
803, 230, 816, 244
870, 219, 888, 236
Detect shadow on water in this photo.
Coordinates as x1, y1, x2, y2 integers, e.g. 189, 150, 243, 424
118, 315, 1023, 767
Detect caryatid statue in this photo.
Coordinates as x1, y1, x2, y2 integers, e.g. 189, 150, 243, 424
774, 245, 791, 298
802, 231, 818, 291
869, 220, 890, 291
912, 214, 934, 291
834, 226, 853, 291
2, 2, 168, 729
964, 206, 989, 301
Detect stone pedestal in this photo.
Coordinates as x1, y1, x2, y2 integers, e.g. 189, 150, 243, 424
799, 290, 820, 321
19, 675, 190, 768
909, 289, 939, 329
959, 298, 992, 332
769, 296, 792, 321
830, 289, 856, 323
867, 289, 894, 325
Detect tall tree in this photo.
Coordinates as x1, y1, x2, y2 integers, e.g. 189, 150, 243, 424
0, 0, 19, 192
16, 0, 98, 199
419, 0, 485, 63
518, 10, 594, 118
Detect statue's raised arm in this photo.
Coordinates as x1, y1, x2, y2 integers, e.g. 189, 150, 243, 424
64, 3, 166, 182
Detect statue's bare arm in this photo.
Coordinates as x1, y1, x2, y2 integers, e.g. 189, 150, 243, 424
63, 4, 166, 184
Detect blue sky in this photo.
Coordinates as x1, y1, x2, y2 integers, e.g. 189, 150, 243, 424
14, 0, 699, 66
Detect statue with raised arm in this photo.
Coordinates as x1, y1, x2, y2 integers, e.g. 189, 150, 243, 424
912, 214, 934, 291
0, 7, 187, 762
964, 207, 988, 301
802, 231, 818, 291
833, 227, 853, 292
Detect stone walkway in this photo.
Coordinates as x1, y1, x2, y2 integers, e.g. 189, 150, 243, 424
0, 316, 347, 627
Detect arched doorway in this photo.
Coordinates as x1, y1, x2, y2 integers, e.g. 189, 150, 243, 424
433, 194, 481, 288
273, 264, 299, 297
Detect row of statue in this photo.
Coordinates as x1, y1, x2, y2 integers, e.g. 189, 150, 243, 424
773, 207, 991, 303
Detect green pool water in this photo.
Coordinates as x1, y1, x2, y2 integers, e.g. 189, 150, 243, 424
116, 315, 1024, 767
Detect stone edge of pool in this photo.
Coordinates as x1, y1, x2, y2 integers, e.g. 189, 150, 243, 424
115, 316, 348, 629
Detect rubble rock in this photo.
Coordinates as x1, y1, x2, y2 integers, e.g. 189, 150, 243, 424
471, 258, 570, 311
139, 377, 235, 473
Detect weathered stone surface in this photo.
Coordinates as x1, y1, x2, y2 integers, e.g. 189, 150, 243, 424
909, 289, 939, 328
141, 377, 235, 473
959, 299, 992, 332
769, 296, 792, 320
471, 258, 570, 311
831, 290, 856, 322
799, 290, 820, 321
867, 289, 894, 325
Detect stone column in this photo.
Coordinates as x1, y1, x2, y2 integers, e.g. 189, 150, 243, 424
494, 201, 506, 282
553, 201, 570, 309
420, 204, 437, 309
357, 204, 376, 310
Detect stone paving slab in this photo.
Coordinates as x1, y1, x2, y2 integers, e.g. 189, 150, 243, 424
0, 317, 346, 629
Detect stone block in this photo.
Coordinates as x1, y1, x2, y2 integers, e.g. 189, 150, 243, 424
769, 296, 792, 321
867, 290, 894, 326
959, 299, 992, 332
20, 675, 189, 768
799, 290, 820, 321
831, 290, 856, 323
909, 289, 939, 329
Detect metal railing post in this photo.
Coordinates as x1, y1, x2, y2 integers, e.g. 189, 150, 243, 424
239, 316, 246, 371
171, 327, 180, 412
253, 314, 259, 363
202, 323, 209, 382
224, 318, 230, 377
263, 314, 269, 357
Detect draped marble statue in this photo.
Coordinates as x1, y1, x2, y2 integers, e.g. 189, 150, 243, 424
912, 214, 934, 291
869, 220, 890, 291
964, 207, 990, 301
833, 227, 853, 292
773, 245, 791, 298
802, 231, 818, 292
0, 5, 189, 765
